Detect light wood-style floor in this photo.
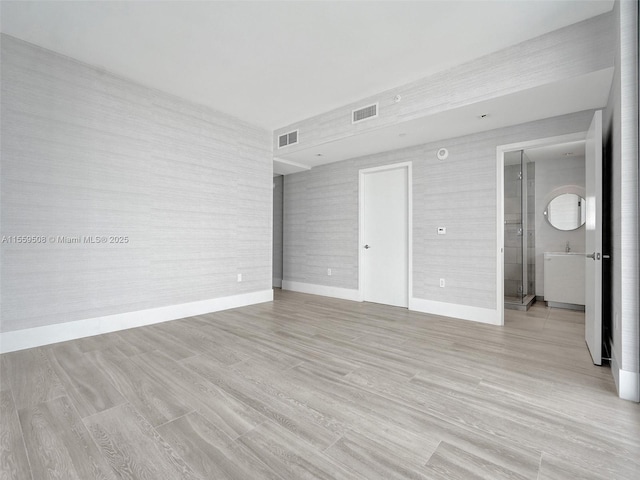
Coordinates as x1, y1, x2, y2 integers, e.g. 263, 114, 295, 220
1, 290, 639, 480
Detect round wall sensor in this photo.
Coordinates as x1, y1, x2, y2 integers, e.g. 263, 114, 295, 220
437, 148, 449, 160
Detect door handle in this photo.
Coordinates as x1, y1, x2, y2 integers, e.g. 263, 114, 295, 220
364, 245, 371, 249
586, 252, 602, 260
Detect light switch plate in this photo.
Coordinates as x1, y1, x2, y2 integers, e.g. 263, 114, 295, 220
437, 227, 446, 235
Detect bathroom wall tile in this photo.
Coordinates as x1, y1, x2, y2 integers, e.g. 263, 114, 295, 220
527, 247, 536, 264
504, 279, 521, 297
504, 263, 522, 282
505, 196, 521, 215
505, 230, 522, 248
504, 247, 517, 264
505, 213, 521, 224
504, 180, 522, 199
527, 162, 535, 178
527, 217, 535, 229
504, 165, 521, 182
527, 232, 535, 247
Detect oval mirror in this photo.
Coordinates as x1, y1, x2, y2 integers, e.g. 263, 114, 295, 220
544, 193, 586, 231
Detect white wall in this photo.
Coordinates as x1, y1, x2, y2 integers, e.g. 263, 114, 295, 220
534, 156, 586, 297
0, 35, 273, 348
283, 111, 596, 315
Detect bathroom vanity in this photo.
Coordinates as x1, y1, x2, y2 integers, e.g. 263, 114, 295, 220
543, 252, 585, 308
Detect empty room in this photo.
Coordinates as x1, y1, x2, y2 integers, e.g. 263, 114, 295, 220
1, 1, 638, 479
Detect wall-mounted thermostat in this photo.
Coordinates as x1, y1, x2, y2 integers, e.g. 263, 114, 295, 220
437, 148, 449, 160
437, 227, 446, 235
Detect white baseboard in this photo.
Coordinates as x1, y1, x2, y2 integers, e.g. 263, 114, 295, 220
282, 280, 360, 302
279, 284, 500, 326
272, 277, 282, 288
0, 289, 273, 354
409, 297, 501, 325
611, 350, 640, 402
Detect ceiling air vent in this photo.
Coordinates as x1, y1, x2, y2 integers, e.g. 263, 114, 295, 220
278, 130, 298, 148
352, 103, 378, 123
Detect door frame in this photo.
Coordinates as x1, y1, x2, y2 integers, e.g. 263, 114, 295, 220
358, 162, 413, 304
496, 132, 587, 326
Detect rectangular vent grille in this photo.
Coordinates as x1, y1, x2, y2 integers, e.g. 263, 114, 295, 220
278, 130, 298, 148
352, 103, 378, 123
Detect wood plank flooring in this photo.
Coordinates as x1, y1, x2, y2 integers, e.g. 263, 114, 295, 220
1, 290, 639, 479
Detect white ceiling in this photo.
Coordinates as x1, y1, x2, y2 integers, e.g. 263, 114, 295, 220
1, 0, 614, 133
525, 140, 587, 162
275, 67, 612, 169
503, 140, 586, 166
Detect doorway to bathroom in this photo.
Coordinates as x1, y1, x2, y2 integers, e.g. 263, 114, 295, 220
503, 150, 536, 310
497, 113, 604, 365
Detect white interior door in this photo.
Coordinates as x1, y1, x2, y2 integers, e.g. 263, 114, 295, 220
361, 165, 409, 307
585, 110, 603, 365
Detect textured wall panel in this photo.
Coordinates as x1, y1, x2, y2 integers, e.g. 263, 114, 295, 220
604, 0, 639, 375
283, 111, 595, 311
0, 35, 272, 333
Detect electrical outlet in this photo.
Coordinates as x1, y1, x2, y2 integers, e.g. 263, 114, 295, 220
327, 268, 332, 276
439, 278, 445, 288
237, 273, 242, 282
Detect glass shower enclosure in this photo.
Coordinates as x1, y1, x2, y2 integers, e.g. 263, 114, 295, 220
504, 150, 535, 310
